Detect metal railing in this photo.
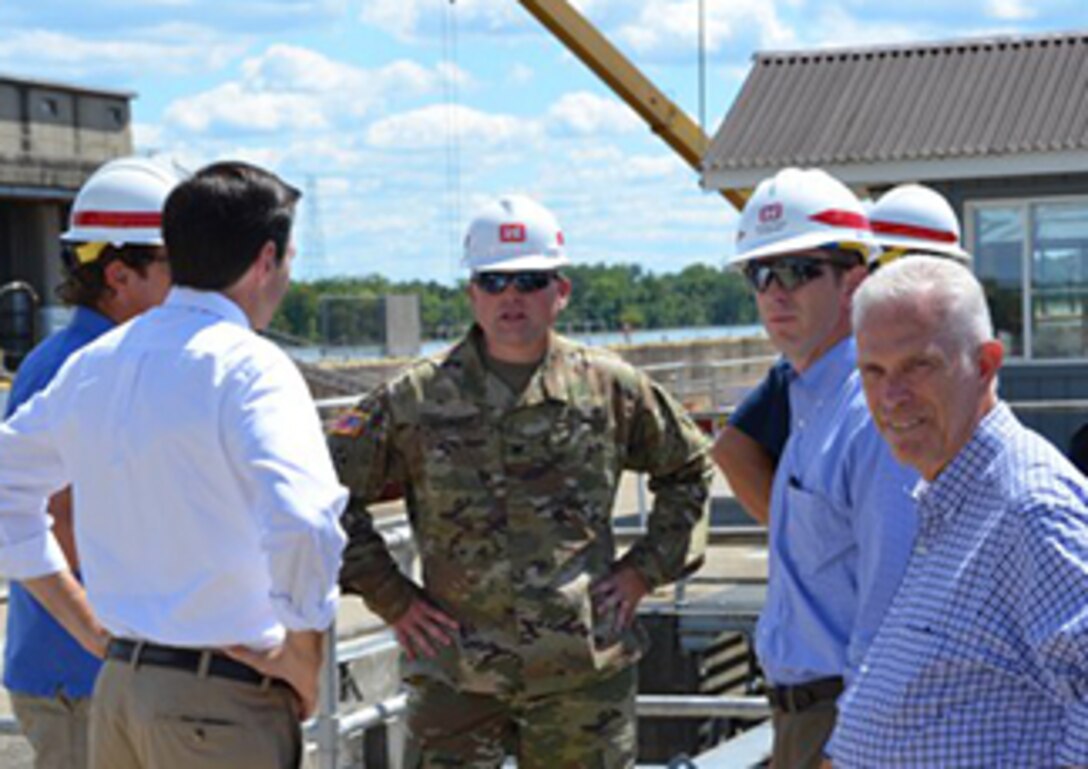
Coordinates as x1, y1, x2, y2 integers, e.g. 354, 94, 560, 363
303, 625, 770, 769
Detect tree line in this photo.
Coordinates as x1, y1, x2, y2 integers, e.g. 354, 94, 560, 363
271, 263, 757, 344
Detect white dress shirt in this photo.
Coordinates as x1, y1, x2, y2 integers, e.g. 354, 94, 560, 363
0, 287, 347, 648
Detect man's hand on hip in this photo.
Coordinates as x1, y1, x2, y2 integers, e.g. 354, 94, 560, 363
391, 596, 459, 661
226, 630, 324, 719
591, 565, 651, 635
23, 570, 109, 658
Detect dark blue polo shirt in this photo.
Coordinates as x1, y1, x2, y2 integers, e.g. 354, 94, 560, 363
728, 358, 791, 462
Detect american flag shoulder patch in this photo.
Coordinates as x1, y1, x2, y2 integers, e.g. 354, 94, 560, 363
330, 408, 369, 437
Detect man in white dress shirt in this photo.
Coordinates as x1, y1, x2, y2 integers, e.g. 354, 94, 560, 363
0, 160, 348, 769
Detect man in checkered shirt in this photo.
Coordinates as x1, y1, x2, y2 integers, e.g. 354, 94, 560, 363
827, 255, 1088, 767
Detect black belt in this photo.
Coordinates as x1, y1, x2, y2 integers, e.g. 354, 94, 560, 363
766, 676, 844, 713
106, 638, 273, 688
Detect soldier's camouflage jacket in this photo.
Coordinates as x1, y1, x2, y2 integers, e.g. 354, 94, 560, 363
330, 327, 711, 697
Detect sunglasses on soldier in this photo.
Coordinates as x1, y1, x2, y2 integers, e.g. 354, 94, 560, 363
472, 271, 557, 295
742, 254, 858, 293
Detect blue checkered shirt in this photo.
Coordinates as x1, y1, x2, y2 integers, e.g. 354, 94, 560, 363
829, 403, 1088, 767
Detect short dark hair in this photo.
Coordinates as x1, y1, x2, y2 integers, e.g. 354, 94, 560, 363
163, 161, 301, 291
56, 245, 160, 308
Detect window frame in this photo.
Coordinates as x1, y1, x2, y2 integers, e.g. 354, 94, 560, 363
965, 194, 1088, 362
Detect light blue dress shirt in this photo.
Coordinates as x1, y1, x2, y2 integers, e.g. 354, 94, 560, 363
829, 403, 1088, 767
0, 287, 347, 648
756, 336, 918, 687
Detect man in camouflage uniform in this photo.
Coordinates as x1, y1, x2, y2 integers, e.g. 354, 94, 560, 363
330, 194, 711, 769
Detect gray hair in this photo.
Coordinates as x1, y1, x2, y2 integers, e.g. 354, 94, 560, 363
853, 255, 994, 359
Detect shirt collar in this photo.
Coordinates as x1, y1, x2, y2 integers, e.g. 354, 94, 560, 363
449, 326, 574, 410
70, 305, 115, 336
164, 286, 251, 329
914, 401, 1016, 529
790, 335, 855, 398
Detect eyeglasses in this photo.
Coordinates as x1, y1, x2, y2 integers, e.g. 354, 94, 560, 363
742, 256, 855, 293
472, 271, 557, 295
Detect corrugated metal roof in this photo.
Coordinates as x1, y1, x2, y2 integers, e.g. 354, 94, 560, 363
703, 31, 1088, 189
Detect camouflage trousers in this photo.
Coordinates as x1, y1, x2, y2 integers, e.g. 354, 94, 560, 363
404, 665, 637, 769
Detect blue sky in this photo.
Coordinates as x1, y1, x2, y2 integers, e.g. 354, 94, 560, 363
1, 1, 1083, 283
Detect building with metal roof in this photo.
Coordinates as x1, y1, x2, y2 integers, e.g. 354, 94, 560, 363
703, 31, 1088, 190
703, 30, 1088, 451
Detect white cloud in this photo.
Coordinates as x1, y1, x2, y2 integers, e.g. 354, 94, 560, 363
0, 24, 247, 80
546, 91, 641, 136
986, 0, 1036, 20
359, 0, 527, 40
366, 104, 539, 150
1, 1, 349, 34
615, 0, 795, 60
508, 63, 535, 86
132, 122, 164, 151
165, 83, 329, 134
162, 45, 451, 136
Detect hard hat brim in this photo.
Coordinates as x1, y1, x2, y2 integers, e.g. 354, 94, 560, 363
467, 254, 571, 273
728, 230, 874, 266
869, 235, 971, 265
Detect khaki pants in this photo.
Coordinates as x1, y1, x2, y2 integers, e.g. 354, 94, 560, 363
405, 666, 637, 769
11, 691, 91, 769
770, 700, 837, 769
89, 659, 300, 769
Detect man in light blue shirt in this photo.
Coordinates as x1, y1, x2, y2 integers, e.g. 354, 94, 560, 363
829, 256, 1088, 767
727, 168, 918, 768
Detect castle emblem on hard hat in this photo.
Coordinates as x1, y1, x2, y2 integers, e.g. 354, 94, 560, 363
759, 203, 783, 223
499, 224, 527, 243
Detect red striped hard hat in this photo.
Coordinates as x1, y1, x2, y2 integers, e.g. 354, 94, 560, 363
62, 156, 184, 248
869, 183, 970, 264
731, 167, 875, 265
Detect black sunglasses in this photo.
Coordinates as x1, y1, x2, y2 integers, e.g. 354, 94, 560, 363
742, 256, 855, 293
472, 271, 557, 295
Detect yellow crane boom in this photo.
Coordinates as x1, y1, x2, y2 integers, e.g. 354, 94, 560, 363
518, 0, 746, 210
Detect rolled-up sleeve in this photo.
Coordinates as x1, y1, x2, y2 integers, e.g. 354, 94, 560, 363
0, 389, 69, 579
223, 356, 347, 631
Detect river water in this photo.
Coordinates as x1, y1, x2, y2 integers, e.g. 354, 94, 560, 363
293, 323, 767, 362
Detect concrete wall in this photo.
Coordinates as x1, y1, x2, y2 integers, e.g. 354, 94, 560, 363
0, 76, 133, 320
309, 334, 777, 410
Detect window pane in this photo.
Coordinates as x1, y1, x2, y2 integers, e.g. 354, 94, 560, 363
974, 207, 1024, 356
1032, 202, 1088, 359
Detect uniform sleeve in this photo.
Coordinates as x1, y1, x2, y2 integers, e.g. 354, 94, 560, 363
618, 376, 712, 588
328, 386, 420, 624
728, 360, 791, 462
0, 388, 70, 579
222, 355, 348, 632
1012, 488, 1088, 764
845, 423, 919, 685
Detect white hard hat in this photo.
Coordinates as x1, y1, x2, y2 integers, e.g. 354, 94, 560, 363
731, 167, 875, 265
62, 156, 184, 248
463, 194, 570, 273
868, 183, 970, 264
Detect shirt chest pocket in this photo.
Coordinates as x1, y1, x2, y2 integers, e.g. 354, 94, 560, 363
783, 481, 854, 575
506, 405, 616, 478
418, 408, 492, 491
